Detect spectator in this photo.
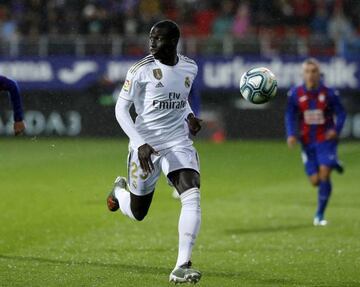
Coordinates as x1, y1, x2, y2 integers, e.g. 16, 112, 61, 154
328, 5, 360, 56
193, 2, 217, 36
81, 3, 109, 35
0, 0, 359, 57
311, 5, 328, 35
292, 0, 314, 24
212, 0, 234, 37
232, 3, 251, 38
138, 0, 162, 34
328, 7, 354, 42
123, 8, 139, 36
0, 8, 17, 40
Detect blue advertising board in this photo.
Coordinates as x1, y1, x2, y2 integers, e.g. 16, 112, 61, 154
0, 56, 359, 91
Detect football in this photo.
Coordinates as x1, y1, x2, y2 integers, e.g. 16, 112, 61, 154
240, 67, 278, 104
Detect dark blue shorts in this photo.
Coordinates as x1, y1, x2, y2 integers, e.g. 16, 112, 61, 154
301, 140, 338, 176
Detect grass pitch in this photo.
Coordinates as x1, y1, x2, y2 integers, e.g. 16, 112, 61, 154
0, 139, 359, 287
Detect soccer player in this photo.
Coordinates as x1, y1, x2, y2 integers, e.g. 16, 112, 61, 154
107, 20, 202, 284
285, 58, 346, 226
0, 76, 25, 135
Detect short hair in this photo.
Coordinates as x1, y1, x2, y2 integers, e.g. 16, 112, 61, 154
152, 20, 180, 43
302, 58, 320, 70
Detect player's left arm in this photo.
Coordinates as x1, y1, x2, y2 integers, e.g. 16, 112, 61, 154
327, 90, 347, 140
0, 76, 25, 135
186, 86, 202, 136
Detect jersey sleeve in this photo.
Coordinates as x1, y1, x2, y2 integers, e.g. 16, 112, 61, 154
188, 72, 200, 117
0, 76, 24, 121
285, 87, 298, 137
118, 70, 142, 102
329, 89, 346, 134
115, 96, 146, 148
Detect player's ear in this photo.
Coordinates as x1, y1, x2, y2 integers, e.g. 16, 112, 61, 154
171, 37, 178, 47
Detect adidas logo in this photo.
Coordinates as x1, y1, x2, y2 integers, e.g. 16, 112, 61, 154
155, 82, 164, 88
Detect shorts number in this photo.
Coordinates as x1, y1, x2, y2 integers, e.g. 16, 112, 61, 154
130, 162, 148, 187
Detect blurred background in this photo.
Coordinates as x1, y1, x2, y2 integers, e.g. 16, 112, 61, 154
0, 0, 360, 140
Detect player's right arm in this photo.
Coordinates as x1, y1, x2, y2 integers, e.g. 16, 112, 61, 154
285, 88, 298, 148
115, 70, 157, 173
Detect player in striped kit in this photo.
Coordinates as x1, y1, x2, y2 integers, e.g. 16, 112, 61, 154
285, 58, 346, 226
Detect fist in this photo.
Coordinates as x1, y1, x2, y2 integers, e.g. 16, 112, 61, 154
187, 114, 202, 136
138, 143, 159, 173
326, 129, 338, 141
14, 121, 25, 136
287, 136, 297, 148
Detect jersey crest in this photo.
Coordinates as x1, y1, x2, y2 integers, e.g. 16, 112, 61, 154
153, 68, 162, 80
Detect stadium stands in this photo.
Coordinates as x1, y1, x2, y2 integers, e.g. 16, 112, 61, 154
0, 0, 360, 57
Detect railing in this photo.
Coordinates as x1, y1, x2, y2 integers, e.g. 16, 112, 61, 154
0, 34, 336, 57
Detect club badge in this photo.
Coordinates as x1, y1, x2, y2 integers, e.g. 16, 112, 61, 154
185, 76, 191, 88
153, 69, 163, 80
319, 94, 325, 102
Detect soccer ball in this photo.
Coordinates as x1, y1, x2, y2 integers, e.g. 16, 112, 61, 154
239, 67, 277, 104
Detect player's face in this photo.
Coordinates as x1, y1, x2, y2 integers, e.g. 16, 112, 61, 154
303, 63, 321, 89
149, 27, 175, 59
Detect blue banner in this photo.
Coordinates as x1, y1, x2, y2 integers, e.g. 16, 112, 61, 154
0, 56, 359, 90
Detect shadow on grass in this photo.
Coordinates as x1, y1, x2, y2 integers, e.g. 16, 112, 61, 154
0, 254, 240, 278
0, 254, 312, 285
225, 224, 311, 235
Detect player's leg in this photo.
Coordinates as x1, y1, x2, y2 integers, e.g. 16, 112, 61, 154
302, 144, 329, 225
107, 149, 160, 221
113, 184, 154, 221
168, 169, 201, 284
162, 146, 201, 284
302, 145, 319, 186
314, 165, 332, 225
314, 140, 338, 225
169, 169, 201, 266
309, 174, 319, 187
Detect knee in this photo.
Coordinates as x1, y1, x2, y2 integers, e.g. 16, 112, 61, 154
309, 175, 319, 187
319, 166, 331, 181
319, 172, 330, 182
182, 177, 200, 191
178, 172, 200, 194
310, 178, 319, 187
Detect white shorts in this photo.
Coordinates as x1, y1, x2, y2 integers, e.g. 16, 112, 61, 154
127, 144, 200, 196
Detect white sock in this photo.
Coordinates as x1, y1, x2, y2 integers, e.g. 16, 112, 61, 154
114, 187, 136, 220
175, 188, 201, 268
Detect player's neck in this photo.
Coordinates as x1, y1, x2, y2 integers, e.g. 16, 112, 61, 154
158, 52, 178, 66
305, 83, 319, 91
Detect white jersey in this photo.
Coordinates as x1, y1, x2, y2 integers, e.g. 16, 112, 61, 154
119, 54, 198, 150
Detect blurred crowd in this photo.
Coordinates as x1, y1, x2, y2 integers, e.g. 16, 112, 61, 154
0, 0, 360, 56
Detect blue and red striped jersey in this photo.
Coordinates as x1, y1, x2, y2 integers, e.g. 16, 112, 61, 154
285, 84, 346, 144
0, 76, 23, 122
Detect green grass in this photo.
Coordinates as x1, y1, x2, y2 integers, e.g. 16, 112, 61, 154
0, 139, 359, 287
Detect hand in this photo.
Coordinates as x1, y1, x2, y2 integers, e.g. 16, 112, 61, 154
186, 114, 202, 136
14, 121, 25, 136
138, 143, 159, 174
287, 136, 297, 148
326, 129, 338, 141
